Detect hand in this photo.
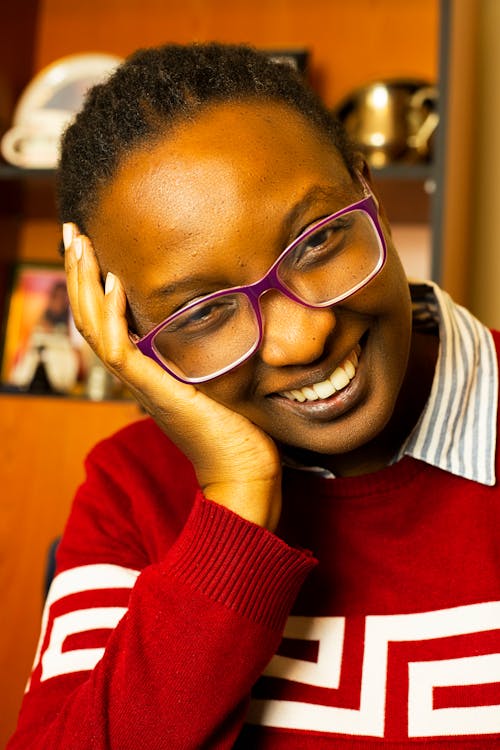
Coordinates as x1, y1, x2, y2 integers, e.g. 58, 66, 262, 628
64, 226, 282, 531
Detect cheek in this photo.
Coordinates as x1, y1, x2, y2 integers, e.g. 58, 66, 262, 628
372, 286, 413, 394
198, 361, 257, 411
359, 245, 411, 328
348, 252, 412, 391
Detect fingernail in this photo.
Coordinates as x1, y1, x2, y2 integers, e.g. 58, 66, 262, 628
73, 236, 83, 261
105, 272, 116, 295
62, 223, 74, 250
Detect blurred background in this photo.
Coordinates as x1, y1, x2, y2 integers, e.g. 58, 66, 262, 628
0, 0, 498, 745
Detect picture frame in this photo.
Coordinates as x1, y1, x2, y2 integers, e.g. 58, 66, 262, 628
0, 262, 80, 393
264, 48, 310, 78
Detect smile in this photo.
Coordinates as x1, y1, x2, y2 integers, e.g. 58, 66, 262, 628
279, 345, 361, 403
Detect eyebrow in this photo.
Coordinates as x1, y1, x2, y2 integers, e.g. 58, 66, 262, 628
148, 182, 354, 302
147, 274, 220, 302
282, 184, 351, 235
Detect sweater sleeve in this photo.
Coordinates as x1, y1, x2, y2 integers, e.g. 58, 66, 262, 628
7, 428, 316, 750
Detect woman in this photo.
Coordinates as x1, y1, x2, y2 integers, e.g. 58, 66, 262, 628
8, 43, 500, 749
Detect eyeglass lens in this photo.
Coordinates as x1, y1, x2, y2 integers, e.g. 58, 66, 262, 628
152, 208, 382, 380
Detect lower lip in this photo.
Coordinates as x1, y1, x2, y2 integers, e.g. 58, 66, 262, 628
272, 356, 367, 422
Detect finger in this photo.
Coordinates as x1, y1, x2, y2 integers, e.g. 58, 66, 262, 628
100, 271, 143, 379
63, 223, 82, 329
73, 234, 107, 354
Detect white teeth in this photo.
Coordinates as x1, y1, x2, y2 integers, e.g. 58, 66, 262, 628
313, 379, 336, 399
301, 386, 319, 401
344, 359, 356, 379
281, 346, 360, 403
331, 367, 350, 391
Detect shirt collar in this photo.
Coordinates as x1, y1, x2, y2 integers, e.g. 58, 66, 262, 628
397, 280, 497, 486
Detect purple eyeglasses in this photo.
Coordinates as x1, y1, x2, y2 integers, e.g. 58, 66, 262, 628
133, 182, 386, 384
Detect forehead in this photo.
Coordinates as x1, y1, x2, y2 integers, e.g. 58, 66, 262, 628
90, 100, 354, 284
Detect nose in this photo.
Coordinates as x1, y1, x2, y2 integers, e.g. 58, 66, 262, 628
258, 290, 336, 367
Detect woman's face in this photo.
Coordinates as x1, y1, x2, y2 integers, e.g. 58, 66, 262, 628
90, 100, 412, 459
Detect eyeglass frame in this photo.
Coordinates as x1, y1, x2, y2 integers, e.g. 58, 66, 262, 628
133, 178, 387, 384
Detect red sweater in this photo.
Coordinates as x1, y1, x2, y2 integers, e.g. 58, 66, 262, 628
8, 403, 500, 747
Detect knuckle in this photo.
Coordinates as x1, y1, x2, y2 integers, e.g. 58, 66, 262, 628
78, 322, 97, 346
104, 344, 127, 372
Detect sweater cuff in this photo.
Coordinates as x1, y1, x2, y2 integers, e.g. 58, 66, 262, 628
166, 491, 317, 631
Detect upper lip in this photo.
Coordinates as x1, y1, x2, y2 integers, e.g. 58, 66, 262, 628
268, 341, 362, 396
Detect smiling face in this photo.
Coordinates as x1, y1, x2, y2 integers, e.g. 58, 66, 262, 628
89, 99, 413, 468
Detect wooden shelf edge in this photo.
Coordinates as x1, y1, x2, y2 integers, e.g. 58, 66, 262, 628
0, 162, 435, 182
0, 163, 55, 180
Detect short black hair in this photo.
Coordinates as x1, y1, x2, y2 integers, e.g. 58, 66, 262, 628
57, 42, 357, 233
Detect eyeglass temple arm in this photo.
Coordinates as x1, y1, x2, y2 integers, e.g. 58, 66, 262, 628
355, 169, 380, 210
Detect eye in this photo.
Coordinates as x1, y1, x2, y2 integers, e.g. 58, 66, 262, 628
164, 295, 239, 338
291, 215, 353, 269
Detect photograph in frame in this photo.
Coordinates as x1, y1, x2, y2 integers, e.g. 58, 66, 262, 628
0, 263, 81, 394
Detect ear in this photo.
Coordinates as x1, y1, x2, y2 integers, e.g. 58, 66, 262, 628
353, 152, 376, 193
354, 152, 393, 235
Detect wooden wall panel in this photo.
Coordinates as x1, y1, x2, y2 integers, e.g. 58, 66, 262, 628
0, 0, 40, 126
439, 0, 479, 305
468, 0, 500, 327
32, 0, 438, 108
0, 395, 141, 747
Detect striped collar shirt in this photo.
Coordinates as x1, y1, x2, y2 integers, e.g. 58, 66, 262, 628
286, 281, 498, 486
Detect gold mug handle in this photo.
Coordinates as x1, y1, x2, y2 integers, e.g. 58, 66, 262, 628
407, 86, 439, 157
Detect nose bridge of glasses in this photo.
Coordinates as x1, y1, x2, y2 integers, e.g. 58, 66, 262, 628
256, 287, 321, 335
246, 262, 313, 310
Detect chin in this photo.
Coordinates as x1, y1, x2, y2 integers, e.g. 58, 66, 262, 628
271, 398, 394, 456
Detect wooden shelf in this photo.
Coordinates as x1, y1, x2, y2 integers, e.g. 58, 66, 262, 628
371, 162, 434, 181
0, 163, 55, 180
0, 161, 435, 182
